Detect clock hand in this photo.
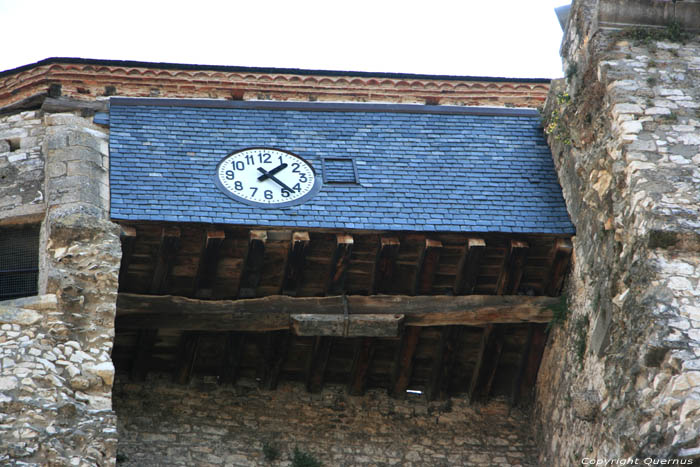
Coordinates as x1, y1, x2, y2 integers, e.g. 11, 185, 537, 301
257, 163, 288, 181
257, 167, 295, 193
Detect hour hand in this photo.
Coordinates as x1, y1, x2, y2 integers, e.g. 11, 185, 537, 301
257, 163, 287, 181
257, 167, 295, 193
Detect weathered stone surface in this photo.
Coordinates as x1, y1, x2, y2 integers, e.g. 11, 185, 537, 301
0, 306, 41, 325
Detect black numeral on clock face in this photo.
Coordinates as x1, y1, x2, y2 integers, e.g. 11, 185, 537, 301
225, 170, 235, 180
234, 181, 243, 190
233, 161, 245, 170
259, 153, 271, 164
264, 190, 273, 200
250, 187, 258, 197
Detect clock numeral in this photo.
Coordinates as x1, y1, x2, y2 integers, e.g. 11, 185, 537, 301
233, 161, 245, 170
234, 181, 243, 191
264, 190, 273, 200
245, 155, 254, 165
293, 183, 301, 192
278, 155, 284, 165
298, 173, 307, 183
259, 153, 271, 164
225, 170, 235, 180
292, 162, 301, 173
281, 189, 290, 198
250, 187, 258, 197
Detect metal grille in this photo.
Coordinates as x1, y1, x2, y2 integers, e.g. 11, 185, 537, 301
0, 224, 39, 300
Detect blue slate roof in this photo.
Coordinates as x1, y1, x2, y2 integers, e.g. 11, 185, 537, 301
109, 99, 574, 234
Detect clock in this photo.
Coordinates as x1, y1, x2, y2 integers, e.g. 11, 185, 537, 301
215, 148, 321, 208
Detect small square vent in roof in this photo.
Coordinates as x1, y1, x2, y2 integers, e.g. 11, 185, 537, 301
322, 158, 358, 184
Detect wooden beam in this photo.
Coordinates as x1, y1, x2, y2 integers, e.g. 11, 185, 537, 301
412, 238, 442, 295
116, 293, 558, 331
218, 332, 245, 385
238, 230, 267, 299
370, 237, 401, 294
260, 331, 290, 390
326, 234, 353, 295
129, 329, 157, 382
119, 226, 137, 285
174, 331, 200, 385
306, 336, 333, 393
150, 226, 181, 294
545, 239, 573, 296
348, 338, 375, 396
521, 324, 547, 399
281, 232, 310, 296
496, 240, 529, 295
454, 238, 486, 295
510, 326, 534, 407
194, 230, 226, 298
426, 327, 462, 401
291, 313, 403, 337
468, 324, 505, 403
389, 326, 422, 398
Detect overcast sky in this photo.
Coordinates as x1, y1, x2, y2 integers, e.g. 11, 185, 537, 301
0, 1, 568, 79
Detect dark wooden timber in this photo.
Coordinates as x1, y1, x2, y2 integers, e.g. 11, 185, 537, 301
260, 331, 290, 390
545, 238, 573, 296
389, 326, 422, 398
41, 96, 108, 113
510, 326, 534, 407
194, 230, 226, 298
119, 226, 137, 285
426, 327, 462, 401
281, 232, 310, 296
326, 234, 353, 295
116, 293, 557, 331
238, 230, 267, 299
522, 324, 547, 396
454, 238, 486, 295
174, 331, 201, 385
306, 336, 333, 393
469, 324, 505, 403
150, 227, 181, 294
129, 329, 157, 382
291, 313, 403, 337
496, 240, 529, 295
412, 238, 442, 295
370, 237, 401, 294
348, 337, 376, 396
218, 332, 245, 385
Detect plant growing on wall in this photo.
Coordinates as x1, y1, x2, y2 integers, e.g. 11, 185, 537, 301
291, 447, 322, 467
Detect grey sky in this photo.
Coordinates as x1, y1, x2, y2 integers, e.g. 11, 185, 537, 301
0, 0, 567, 78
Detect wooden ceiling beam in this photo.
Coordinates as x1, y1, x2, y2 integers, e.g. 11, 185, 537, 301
454, 238, 486, 295
116, 293, 558, 331
389, 326, 422, 398
193, 229, 226, 298
150, 226, 181, 294
119, 226, 137, 284
238, 230, 267, 299
281, 231, 310, 296
545, 238, 573, 296
306, 336, 333, 393
496, 240, 529, 295
370, 236, 401, 294
348, 337, 375, 396
326, 234, 353, 295
412, 238, 442, 295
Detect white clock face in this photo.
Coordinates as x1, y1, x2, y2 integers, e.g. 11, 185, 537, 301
215, 148, 321, 208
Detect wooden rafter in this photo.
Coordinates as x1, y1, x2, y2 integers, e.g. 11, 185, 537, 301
545, 238, 573, 296
218, 332, 245, 385
348, 337, 375, 396
370, 236, 400, 294
260, 331, 290, 390
306, 336, 333, 393
193, 229, 226, 298
389, 326, 422, 398
118, 226, 136, 285
150, 226, 181, 294
468, 324, 505, 403
174, 331, 200, 385
426, 326, 462, 401
496, 240, 529, 295
327, 234, 353, 295
129, 328, 157, 382
412, 238, 442, 295
238, 230, 267, 299
281, 232, 310, 296
454, 238, 486, 295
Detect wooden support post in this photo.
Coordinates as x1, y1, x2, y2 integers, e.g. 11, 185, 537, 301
426, 327, 461, 401
119, 226, 137, 285
326, 234, 353, 295
260, 331, 290, 390
193, 230, 226, 298
150, 226, 180, 294
174, 331, 201, 385
468, 324, 505, 403
238, 230, 267, 299
218, 332, 245, 385
496, 240, 529, 295
129, 329, 157, 382
306, 336, 333, 393
389, 326, 422, 398
521, 324, 547, 398
545, 238, 573, 296
281, 232, 310, 296
370, 237, 401, 294
454, 238, 486, 295
412, 238, 442, 295
348, 337, 375, 396
510, 326, 534, 407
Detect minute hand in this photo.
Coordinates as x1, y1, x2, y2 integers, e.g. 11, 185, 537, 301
257, 163, 287, 181
257, 167, 295, 193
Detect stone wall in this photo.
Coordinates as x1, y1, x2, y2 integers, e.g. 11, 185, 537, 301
536, 0, 700, 463
114, 374, 537, 467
